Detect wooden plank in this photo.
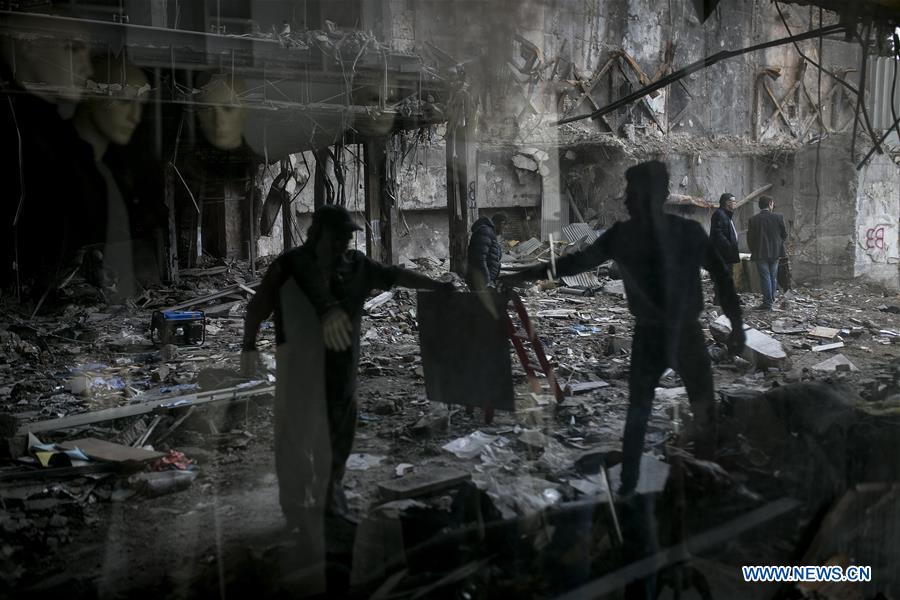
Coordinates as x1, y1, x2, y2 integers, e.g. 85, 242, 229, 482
734, 183, 774, 210
164, 280, 260, 311
58, 438, 165, 463
378, 467, 471, 501
17, 384, 275, 435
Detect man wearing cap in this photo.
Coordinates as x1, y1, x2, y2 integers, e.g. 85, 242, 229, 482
242, 204, 451, 588
501, 161, 745, 496
710, 193, 741, 305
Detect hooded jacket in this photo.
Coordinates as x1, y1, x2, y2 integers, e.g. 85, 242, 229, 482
466, 216, 501, 289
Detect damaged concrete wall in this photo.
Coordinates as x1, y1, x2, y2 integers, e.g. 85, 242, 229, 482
789, 134, 900, 289
854, 154, 900, 287
395, 210, 449, 262
252, 0, 897, 282
791, 137, 857, 283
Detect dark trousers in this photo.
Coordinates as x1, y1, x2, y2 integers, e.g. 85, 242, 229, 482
620, 321, 717, 493
755, 259, 779, 307
324, 369, 358, 515
323, 376, 358, 595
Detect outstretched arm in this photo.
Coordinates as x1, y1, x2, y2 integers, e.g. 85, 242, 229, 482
501, 228, 613, 287
393, 268, 454, 292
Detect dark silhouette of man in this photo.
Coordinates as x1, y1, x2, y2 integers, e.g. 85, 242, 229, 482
747, 195, 787, 311
241, 204, 451, 592
502, 161, 745, 494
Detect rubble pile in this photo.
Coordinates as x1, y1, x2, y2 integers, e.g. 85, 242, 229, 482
1, 251, 899, 596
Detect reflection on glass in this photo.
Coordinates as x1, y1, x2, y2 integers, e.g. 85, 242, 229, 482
73, 55, 149, 159
195, 72, 247, 151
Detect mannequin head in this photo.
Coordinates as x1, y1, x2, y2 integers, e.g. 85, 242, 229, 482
74, 55, 149, 159
195, 72, 247, 151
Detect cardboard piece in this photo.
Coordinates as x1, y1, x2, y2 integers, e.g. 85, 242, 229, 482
58, 438, 165, 463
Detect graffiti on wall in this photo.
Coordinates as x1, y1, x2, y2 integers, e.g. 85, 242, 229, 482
865, 226, 886, 250
858, 221, 898, 263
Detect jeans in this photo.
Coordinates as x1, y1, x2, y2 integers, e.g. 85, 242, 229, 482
755, 259, 779, 307
620, 321, 717, 494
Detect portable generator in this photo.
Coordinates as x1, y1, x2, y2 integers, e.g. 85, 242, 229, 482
150, 310, 206, 346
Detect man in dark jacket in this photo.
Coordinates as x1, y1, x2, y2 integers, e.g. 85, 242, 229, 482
711, 193, 740, 265
502, 161, 745, 495
747, 195, 787, 311
466, 213, 506, 290
710, 193, 741, 305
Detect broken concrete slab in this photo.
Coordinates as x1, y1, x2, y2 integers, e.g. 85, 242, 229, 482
607, 454, 670, 494
512, 154, 539, 171
713, 315, 787, 367
654, 386, 687, 402
601, 280, 626, 298
808, 326, 840, 339
377, 467, 471, 501
771, 319, 808, 335
564, 380, 609, 395
812, 354, 859, 372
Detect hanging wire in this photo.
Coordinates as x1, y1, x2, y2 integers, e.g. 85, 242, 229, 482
814, 7, 823, 276
890, 32, 900, 145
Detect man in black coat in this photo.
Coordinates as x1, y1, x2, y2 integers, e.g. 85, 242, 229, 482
466, 212, 507, 290
747, 195, 787, 310
710, 193, 741, 305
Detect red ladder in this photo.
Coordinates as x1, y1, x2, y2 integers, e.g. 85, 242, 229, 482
506, 292, 565, 405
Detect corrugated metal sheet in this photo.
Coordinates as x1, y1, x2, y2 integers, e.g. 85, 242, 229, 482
866, 56, 900, 131
562, 222, 594, 243
561, 272, 602, 289
515, 237, 543, 256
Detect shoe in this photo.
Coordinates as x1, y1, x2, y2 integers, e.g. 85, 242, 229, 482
755, 304, 772, 311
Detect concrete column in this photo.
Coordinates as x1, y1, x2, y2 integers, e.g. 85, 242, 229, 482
447, 123, 478, 276
163, 165, 179, 283
364, 138, 397, 264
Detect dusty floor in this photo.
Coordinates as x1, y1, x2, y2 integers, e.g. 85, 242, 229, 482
2, 265, 899, 599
